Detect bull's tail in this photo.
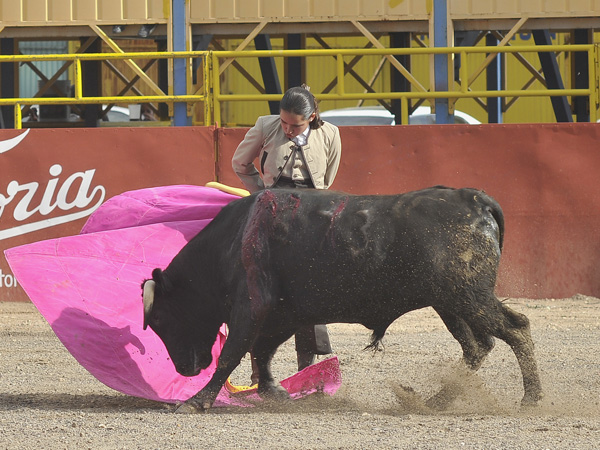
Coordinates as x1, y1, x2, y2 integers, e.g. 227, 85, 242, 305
364, 327, 386, 352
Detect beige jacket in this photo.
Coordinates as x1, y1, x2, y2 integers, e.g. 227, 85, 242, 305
232, 115, 342, 193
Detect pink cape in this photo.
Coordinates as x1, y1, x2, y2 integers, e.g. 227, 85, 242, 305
5, 185, 341, 405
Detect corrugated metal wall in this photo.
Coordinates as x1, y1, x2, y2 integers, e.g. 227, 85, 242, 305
188, 0, 600, 23
450, 0, 600, 18
18, 41, 70, 98
189, 0, 429, 22
2, 0, 599, 24
0, 0, 169, 23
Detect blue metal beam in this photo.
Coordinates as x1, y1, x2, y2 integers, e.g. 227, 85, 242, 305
433, 0, 451, 124
486, 33, 503, 124
172, 0, 189, 126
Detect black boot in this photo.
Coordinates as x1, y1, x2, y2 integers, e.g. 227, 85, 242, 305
297, 352, 316, 371
250, 354, 259, 386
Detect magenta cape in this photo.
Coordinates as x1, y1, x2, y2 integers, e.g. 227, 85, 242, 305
5, 185, 341, 405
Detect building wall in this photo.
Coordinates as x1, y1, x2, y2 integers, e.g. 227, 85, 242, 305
0, 0, 168, 24
188, 0, 600, 23
3, 0, 599, 25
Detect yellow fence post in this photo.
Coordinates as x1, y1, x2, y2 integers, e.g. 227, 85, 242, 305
591, 44, 599, 123
401, 96, 409, 125
74, 58, 83, 100
186, 53, 193, 118
203, 52, 212, 126
459, 50, 468, 93
337, 53, 345, 97
14, 104, 22, 129
212, 52, 221, 127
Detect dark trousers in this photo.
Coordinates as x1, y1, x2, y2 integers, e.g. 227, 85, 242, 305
273, 175, 314, 189
251, 325, 332, 384
295, 324, 332, 355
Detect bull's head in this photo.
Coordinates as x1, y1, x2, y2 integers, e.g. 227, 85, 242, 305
141, 268, 219, 377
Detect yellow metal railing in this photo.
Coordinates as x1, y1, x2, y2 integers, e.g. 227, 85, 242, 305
1, 44, 598, 128
211, 44, 599, 124
0, 51, 211, 129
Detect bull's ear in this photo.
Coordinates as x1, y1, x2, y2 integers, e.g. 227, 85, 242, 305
151, 267, 163, 283
152, 267, 173, 292
142, 279, 156, 330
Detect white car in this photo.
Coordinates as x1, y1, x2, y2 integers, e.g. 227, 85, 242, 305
102, 105, 131, 122
320, 105, 480, 126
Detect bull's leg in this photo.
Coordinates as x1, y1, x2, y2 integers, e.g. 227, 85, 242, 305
178, 306, 262, 413
440, 298, 543, 407
491, 302, 543, 406
436, 309, 495, 370
427, 309, 496, 409
178, 340, 250, 413
252, 329, 297, 400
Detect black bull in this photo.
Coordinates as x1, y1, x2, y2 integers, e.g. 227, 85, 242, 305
142, 186, 542, 412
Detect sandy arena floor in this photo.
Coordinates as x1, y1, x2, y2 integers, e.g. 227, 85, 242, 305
0, 295, 599, 449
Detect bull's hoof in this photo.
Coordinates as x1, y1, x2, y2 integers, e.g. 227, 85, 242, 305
175, 400, 210, 414
425, 390, 455, 411
391, 383, 432, 414
258, 383, 291, 401
521, 391, 543, 407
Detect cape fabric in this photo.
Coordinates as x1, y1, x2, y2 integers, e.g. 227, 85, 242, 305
5, 185, 341, 405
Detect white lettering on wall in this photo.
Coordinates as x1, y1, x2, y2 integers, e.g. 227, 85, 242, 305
0, 129, 30, 154
0, 269, 19, 288
0, 164, 106, 241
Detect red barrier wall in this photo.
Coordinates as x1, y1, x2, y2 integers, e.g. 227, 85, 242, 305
218, 123, 600, 299
0, 127, 216, 301
1, 124, 599, 301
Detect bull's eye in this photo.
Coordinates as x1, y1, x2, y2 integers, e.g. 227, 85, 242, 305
150, 313, 161, 327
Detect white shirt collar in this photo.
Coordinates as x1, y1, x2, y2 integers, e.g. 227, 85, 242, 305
292, 126, 310, 146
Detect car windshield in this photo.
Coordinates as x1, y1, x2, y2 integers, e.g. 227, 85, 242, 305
321, 106, 480, 126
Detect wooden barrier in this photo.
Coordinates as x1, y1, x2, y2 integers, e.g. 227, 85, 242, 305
1, 123, 599, 301
0, 126, 215, 301
218, 123, 600, 299
335, 123, 600, 299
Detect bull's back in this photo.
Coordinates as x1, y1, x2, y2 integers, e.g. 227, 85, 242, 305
237, 187, 503, 315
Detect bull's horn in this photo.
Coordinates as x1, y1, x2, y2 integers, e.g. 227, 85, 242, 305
142, 280, 156, 330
